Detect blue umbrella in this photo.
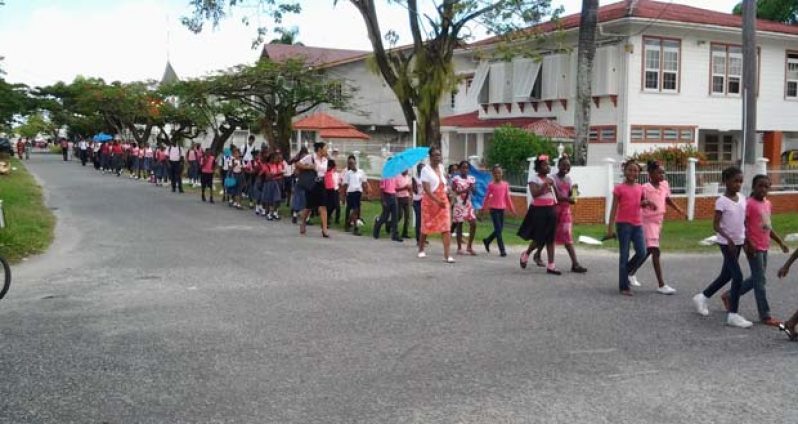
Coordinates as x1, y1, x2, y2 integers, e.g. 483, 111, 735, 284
93, 133, 113, 143
381, 147, 430, 178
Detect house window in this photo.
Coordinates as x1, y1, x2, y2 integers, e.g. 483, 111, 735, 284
589, 125, 617, 143
704, 134, 734, 161
643, 37, 680, 92
631, 125, 695, 143
786, 52, 798, 98
711, 44, 748, 96
450, 91, 457, 109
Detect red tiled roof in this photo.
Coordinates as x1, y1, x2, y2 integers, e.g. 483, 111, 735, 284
525, 119, 574, 139
319, 127, 370, 140
293, 113, 353, 130
475, 0, 798, 46
440, 111, 547, 129
260, 44, 368, 65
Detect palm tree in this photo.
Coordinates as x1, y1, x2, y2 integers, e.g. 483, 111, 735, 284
269, 27, 303, 45
573, 0, 598, 166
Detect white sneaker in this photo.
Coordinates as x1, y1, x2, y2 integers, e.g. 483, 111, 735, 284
417, 251, 426, 258
656, 285, 676, 295
628, 275, 642, 287
692, 293, 709, 316
726, 313, 753, 328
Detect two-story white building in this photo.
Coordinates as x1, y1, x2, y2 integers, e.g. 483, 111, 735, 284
440, 0, 798, 167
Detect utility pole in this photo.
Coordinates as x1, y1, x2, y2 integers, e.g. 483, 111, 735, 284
742, 0, 757, 170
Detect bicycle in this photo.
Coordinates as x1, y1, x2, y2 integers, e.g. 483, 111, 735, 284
0, 253, 8, 300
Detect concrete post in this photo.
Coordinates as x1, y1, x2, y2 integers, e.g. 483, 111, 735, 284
0, 199, 5, 229
687, 157, 698, 221
604, 158, 616, 224
526, 156, 537, 206
756, 157, 769, 176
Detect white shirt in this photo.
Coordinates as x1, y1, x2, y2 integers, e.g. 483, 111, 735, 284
282, 160, 293, 177
242, 143, 255, 162
420, 163, 447, 193
300, 154, 328, 177
412, 175, 423, 201
78, 140, 87, 150
168, 146, 182, 162
716, 194, 747, 245
343, 169, 367, 193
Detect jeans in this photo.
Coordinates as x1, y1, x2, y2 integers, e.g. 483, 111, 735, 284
413, 200, 422, 242
397, 196, 411, 237
80, 149, 87, 166
484, 209, 506, 254
702, 244, 743, 312
617, 223, 646, 291
169, 160, 183, 192
738, 250, 770, 319
373, 193, 398, 239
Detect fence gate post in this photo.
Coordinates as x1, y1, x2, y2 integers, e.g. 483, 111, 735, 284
604, 158, 616, 224
687, 157, 698, 221
526, 156, 537, 206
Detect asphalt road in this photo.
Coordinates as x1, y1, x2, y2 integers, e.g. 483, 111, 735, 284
2, 154, 797, 424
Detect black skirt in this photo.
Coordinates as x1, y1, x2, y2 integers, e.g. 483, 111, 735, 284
517, 205, 557, 244
306, 181, 328, 210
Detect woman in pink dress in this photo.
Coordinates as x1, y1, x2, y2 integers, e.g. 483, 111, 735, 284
627, 161, 687, 294
418, 147, 454, 263
452, 160, 478, 255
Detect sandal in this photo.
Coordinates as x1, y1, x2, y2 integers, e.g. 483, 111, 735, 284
466, 249, 477, 256
778, 323, 797, 341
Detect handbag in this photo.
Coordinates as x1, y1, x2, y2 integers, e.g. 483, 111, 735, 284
224, 173, 237, 189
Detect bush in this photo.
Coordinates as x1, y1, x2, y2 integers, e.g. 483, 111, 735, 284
629, 145, 707, 167
485, 125, 558, 172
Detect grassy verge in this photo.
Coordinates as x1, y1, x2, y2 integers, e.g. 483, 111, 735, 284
0, 158, 56, 263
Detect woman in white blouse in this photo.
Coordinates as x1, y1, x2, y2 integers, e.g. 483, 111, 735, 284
418, 147, 454, 263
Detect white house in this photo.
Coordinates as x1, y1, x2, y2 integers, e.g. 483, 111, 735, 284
440, 0, 798, 168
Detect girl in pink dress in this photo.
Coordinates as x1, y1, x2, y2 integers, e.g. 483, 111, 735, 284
627, 161, 686, 294
452, 161, 478, 255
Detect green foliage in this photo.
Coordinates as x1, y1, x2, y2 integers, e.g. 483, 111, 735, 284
0, 158, 55, 263
15, 112, 53, 139
485, 125, 557, 171
629, 145, 707, 167
733, 0, 798, 23
0, 79, 30, 128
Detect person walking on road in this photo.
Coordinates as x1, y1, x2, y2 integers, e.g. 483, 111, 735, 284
78, 139, 88, 166
481, 165, 515, 257
519, 156, 561, 275
418, 146, 453, 263
373, 173, 402, 242
200, 148, 216, 203
692, 167, 752, 328
297, 142, 330, 237
452, 161, 478, 255
167, 143, 184, 193
60, 138, 69, 161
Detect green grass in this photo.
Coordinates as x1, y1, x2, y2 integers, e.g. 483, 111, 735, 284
0, 158, 56, 263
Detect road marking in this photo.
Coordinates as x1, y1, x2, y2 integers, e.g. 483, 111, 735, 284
568, 348, 617, 355
606, 370, 660, 379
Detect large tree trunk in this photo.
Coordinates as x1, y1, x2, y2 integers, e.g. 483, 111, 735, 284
210, 125, 237, 156
573, 0, 598, 166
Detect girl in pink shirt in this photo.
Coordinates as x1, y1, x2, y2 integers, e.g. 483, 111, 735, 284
518, 156, 561, 274
200, 148, 216, 203
481, 165, 515, 257
627, 161, 687, 295
606, 161, 655, 296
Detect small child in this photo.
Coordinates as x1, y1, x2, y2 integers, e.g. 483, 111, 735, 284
626, 161, 686, 294
720, 174, 788, 326
481, 165, 515, 257
533, 157, 587, 273
228, 148, 244, 209
200, 148, 215, 203
342, 155, 368, 236
518, 155, 560, 274
692, 167, 752, 328
606, 161, 653, 295
262, 152, 284, 220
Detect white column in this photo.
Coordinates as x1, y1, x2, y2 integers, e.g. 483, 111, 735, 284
526, 156, 537, 206
687, 157, 698, 221
477, 133, 484, 159
441, 132, 450, 163
756, 157, 769, 176
604, 158, 616, 224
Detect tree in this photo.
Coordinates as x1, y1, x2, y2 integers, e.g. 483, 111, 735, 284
734, 0, 798, 23
182, 0, 302, 48
182, 0, 556, 147
0, 79, 30, 131
270, 26, 303, 45
573, 0, 598, 166
15, 112, 54, 139
485, 125, 557, 172
206, 58, 351, 153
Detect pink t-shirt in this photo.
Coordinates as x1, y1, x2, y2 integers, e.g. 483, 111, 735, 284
613, 183, 644, 226
746, 197, 771, 251
380, 177, 397, 195
641, 180, 670, 223
483, 181, 514, 211
324, 170, 336, 190
529, 174, 557, 207
395, 174, 411, 198
201, 154, 215, 173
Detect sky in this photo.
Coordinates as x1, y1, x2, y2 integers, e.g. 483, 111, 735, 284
0, 0, 740, 88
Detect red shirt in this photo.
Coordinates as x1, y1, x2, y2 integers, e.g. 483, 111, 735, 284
324, 170, 337, 189
483, 181, 515, 212
613, 183, 644, 226
746, 198, 772, 251
112, 144, 123, 155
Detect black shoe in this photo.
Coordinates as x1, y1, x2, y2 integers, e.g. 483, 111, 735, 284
179, 189, 184, 193
546, 268, 562, 276
500, 252, 507, 257
292, 216, 298, 224
209, 199, 214, 204
482, 238, 490, 253
202, 196, 206, 202
392, 237, 404, 243
353, 229, 362, 236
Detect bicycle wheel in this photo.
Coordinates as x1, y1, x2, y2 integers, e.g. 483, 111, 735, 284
0, 255, 10, 300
